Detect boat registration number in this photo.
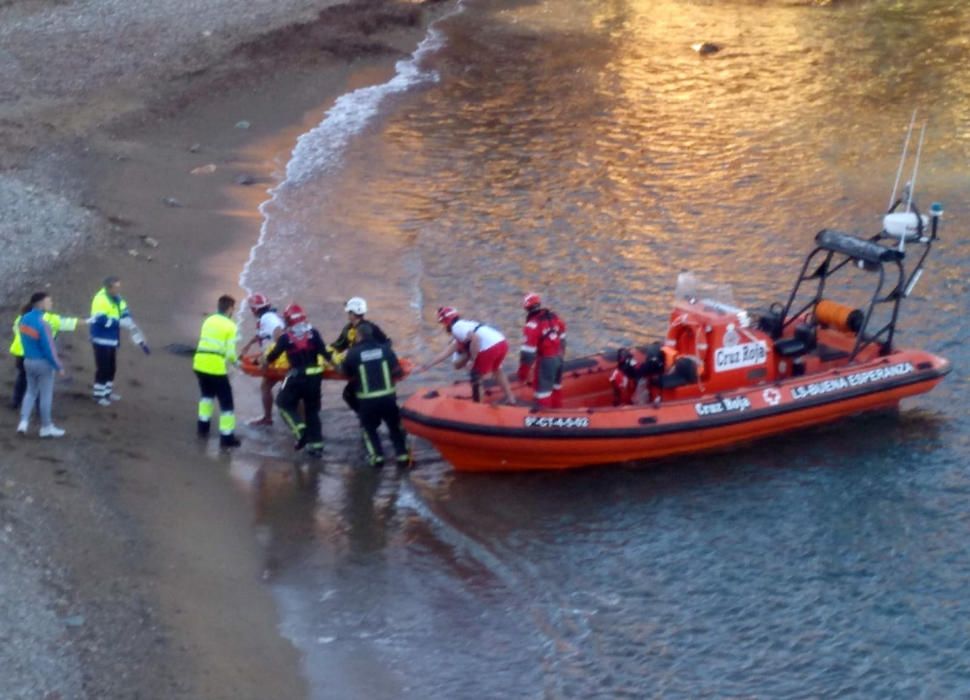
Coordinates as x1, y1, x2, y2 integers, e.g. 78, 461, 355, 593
714, 341, 767, 372
524, 416, 590, 429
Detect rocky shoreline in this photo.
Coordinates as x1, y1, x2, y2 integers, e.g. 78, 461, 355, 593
0, 1, 448, 697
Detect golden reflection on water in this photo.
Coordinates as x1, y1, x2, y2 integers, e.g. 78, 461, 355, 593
224, 4, 970, 696
245, 0, 970, 362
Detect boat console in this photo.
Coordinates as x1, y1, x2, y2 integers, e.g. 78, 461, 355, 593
648, 192, 942, 403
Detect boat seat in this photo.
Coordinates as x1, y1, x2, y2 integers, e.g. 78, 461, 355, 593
657, 357, 698, 388
774, 338, 808, 357
816, 344, 849, 362
774, 323, 817, 358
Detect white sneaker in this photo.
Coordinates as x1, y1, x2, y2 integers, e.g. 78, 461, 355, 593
96, 398, 112, 407
16, 420, 28, 435
109, 393, 122, 402
39, 425, 66, 438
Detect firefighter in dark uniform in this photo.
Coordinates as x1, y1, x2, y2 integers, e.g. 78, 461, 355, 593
331, 296, 391, 415
340, 323, 410, 468
262, 303, 331, 459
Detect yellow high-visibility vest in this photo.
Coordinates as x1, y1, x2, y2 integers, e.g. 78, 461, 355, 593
9, 312, 78, 357
192, 313, 238, 375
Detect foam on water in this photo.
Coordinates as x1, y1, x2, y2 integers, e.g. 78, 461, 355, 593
239, 13, 457, 299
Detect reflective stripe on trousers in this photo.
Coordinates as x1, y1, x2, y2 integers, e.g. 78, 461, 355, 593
218, 412, 236, 436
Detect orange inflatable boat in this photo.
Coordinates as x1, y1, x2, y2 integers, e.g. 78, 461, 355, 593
403, 198, 950, 471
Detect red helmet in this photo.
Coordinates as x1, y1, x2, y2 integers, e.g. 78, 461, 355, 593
248, 293, 270, 314
436, 306, 459, 326
523, 292, 542, 311
283, 303, 307, 326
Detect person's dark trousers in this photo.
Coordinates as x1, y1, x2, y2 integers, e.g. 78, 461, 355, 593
342, 382, 359, 414
358, 395, 408, 465
276, 373, 323, 450
194, 370, 235, 444
11, 356, 26, 410
92, 343, 118, 402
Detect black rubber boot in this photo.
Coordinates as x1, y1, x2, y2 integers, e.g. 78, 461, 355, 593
197, 420, 210, 437
220, 434, 242, 449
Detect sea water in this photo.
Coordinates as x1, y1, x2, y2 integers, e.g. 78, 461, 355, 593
238, 0, 970, 697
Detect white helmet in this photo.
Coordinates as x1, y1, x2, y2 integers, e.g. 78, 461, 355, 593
344, 297, 367, 315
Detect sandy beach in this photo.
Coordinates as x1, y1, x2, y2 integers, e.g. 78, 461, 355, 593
0, 1, 446, 697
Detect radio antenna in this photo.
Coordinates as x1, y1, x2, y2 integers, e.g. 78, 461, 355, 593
896, 122, 927, 254
906, 123, 926, 214
889, 109, 917, 210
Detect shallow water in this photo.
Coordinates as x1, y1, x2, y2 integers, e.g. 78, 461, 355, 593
239, 0, 970, 697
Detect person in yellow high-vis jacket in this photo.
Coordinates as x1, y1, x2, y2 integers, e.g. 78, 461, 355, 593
192, 295, 241, 449
9, 302, 80, 410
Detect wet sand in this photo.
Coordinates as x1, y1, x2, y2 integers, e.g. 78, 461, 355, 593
0, 1, 447, 697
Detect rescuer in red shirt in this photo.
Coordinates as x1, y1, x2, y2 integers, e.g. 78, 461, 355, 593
516, 293, 567, 408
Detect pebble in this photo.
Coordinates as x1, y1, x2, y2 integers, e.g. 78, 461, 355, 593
162, 197, 183, 208
0, 175, 94, 301
691, 41, 721, 55
235, 120, 251, 129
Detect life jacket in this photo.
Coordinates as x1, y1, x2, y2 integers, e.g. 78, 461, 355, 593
452, 320, 504, 354
661, 345, 678, 371
460, 323, 483, 353
609, 366, 637, 405
256, 308, 285, 345
666, 314, 708, 378
524, 309, 565, 358
282, 323, 323, 373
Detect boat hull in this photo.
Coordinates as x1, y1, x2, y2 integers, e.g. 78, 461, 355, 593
401, 351, 949, 471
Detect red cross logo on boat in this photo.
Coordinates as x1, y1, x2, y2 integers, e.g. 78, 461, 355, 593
762, 387, 782, 406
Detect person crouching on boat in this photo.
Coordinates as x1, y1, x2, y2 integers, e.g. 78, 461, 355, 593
610, 348, 642, 406
417, 306, 516, 404
262, 304, 331, 459
517, 292, 567, 408
611, 343, 697, 405
239, 293, 285, 426
610, 344, 676, 405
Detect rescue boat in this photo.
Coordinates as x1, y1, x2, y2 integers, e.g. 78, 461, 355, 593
402, 142, 951, 471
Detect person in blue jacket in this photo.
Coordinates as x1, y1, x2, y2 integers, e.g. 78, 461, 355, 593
89, 276, 149, 406
17, 292, 66, 438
